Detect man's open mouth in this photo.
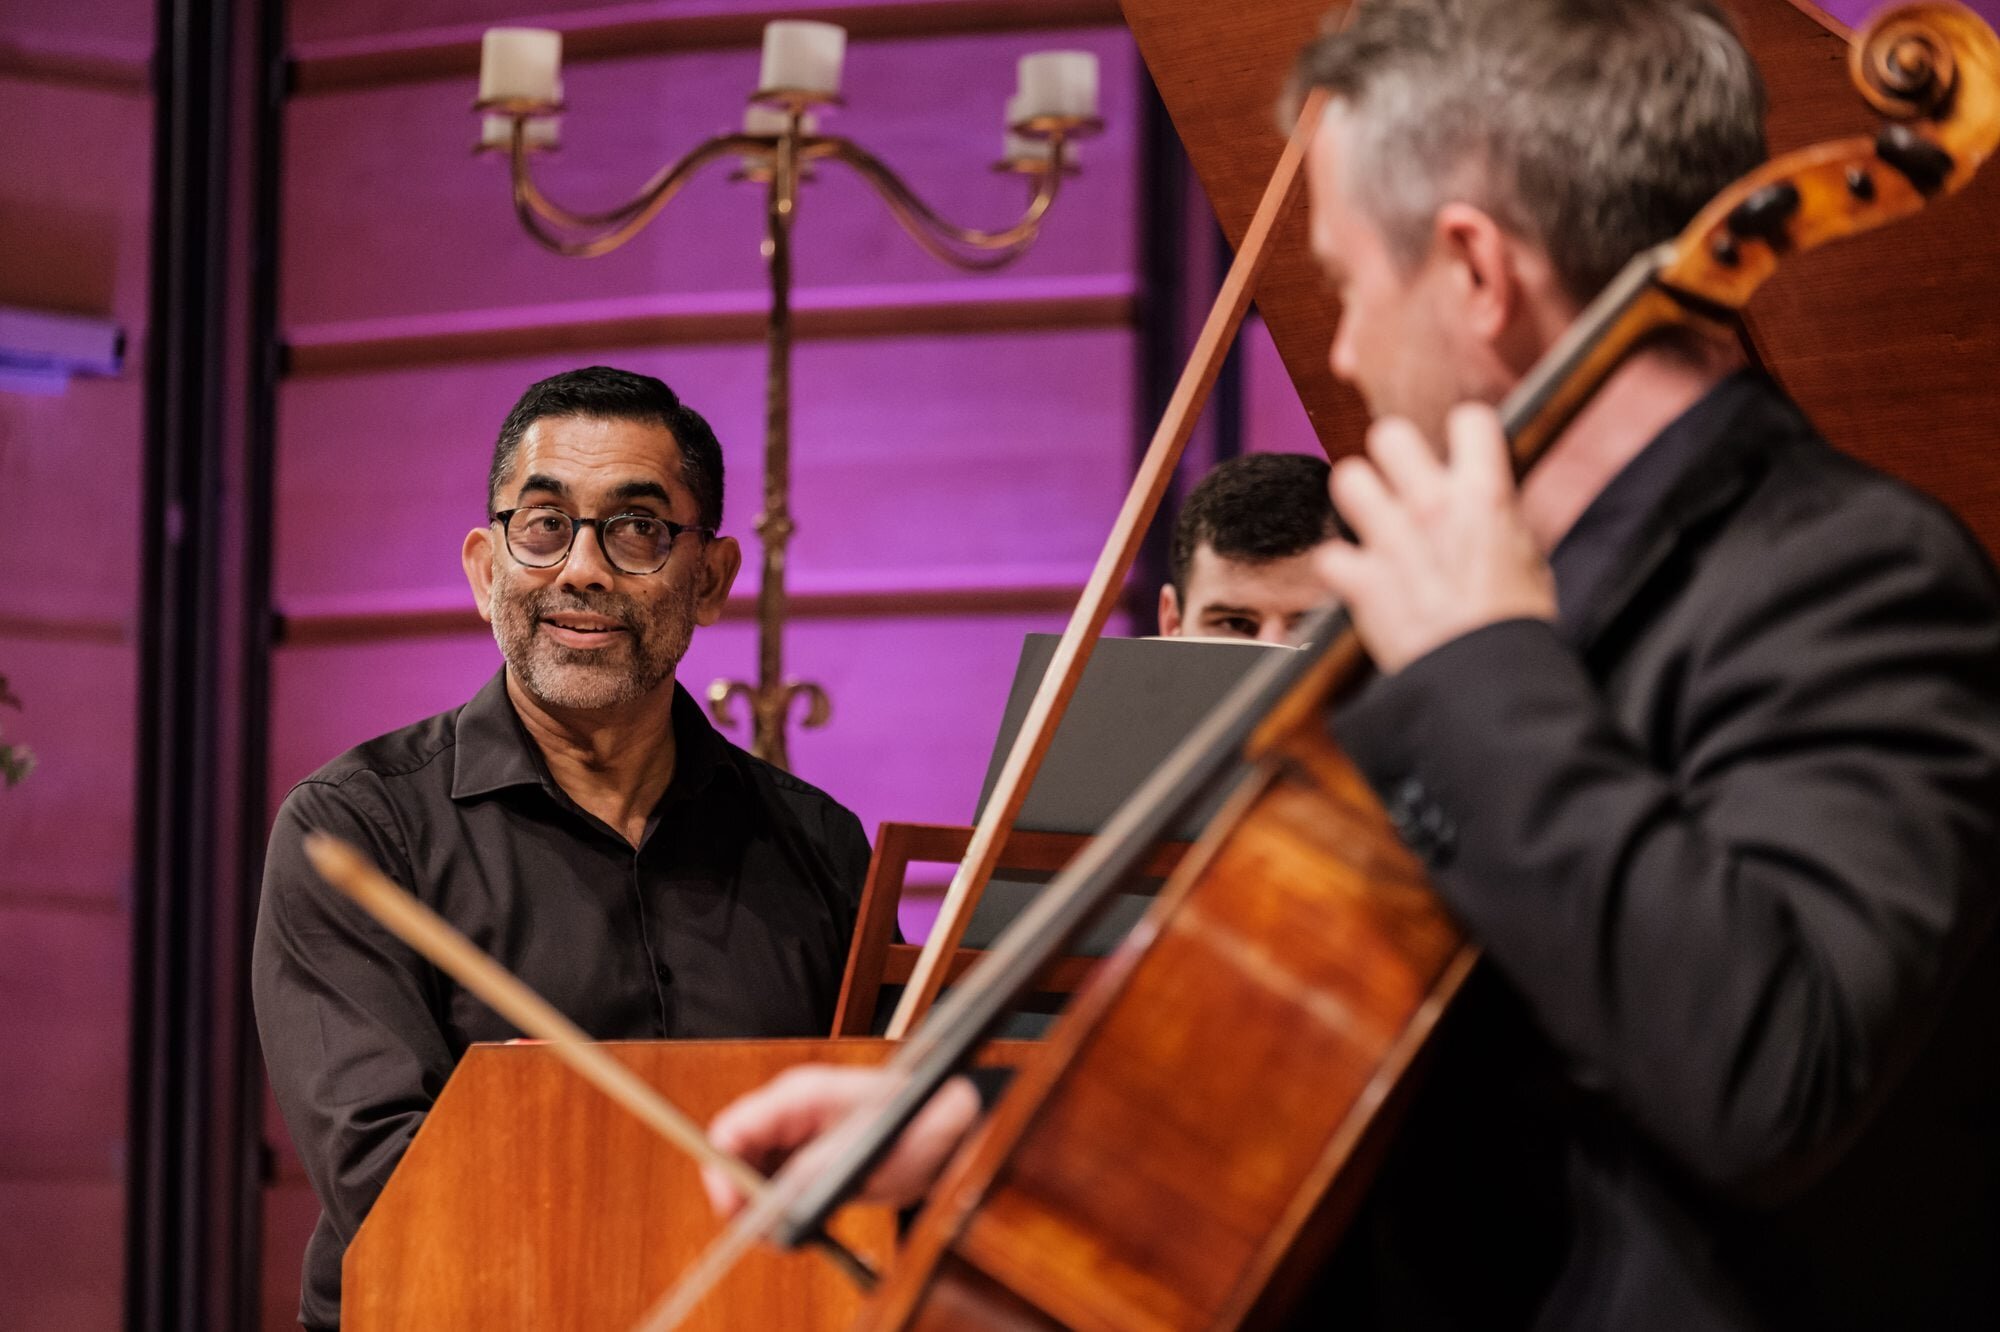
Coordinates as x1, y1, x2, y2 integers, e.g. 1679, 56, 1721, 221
539, 613, 629, 646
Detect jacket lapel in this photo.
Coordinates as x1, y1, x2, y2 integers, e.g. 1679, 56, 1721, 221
1567, 380, 1815, 662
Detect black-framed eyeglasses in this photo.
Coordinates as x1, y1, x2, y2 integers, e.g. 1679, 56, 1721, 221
493, 506, 715, 576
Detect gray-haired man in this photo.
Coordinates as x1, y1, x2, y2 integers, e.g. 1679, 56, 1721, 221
704, 3, 2000, 1326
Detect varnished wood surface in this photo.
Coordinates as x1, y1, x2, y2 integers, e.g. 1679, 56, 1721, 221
343, 1038, 1032, 1331
342, 1039, 893, 1332
865, 737, 1476, 1329
1122, 0, 2000, 555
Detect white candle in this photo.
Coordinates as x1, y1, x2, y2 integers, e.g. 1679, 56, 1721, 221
758, 20, 845, 95
744, 104, 820, 137
481, 114, 561, 150
478, 28, 562, 106
1016, 51, 1098, 120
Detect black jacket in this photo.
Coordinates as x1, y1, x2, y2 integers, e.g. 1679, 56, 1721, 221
1315, 377, 2000, 1329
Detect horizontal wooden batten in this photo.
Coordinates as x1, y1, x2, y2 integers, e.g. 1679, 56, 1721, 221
278, 569, 1088, 644
0, 36, 150, 94
291, 0, 1125, 95
284, 274, 1136, 374
0, 891, 126, 917
0, 612, 130, 645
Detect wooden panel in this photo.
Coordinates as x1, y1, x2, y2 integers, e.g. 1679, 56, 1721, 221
0, 1177, 124, 1331
342, 1038, 895, 1331
0, 643, 136, 904
0, 34, 149, 93
286, 275, 1136, 374
0, 382, 147, 623
1731, 0, 2000, 552
293, 0, 1126, 91
1118, 0, 1364, 463
280, 30, 1136, 327
0, 0, 153, 64
1122, 0, 2000, 554
0, 906, 130, 1178
0, 77, 152, 317
273, 331, 1135, 604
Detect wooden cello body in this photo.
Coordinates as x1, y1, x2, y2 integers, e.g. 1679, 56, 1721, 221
870, 732, 1467, 1331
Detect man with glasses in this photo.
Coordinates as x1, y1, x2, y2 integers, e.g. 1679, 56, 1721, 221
252, 365, 871, 1332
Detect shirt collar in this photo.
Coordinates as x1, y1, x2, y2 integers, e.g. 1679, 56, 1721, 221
1548, 369, 1802, 652
449, 668, 738, 805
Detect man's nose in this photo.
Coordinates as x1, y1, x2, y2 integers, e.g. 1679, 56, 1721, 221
559, 521, 616, 589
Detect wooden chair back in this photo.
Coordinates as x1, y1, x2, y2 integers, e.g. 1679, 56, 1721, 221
831, 821, 1189, 1037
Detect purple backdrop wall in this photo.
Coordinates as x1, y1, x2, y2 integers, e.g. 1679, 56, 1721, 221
0, 0, 150, 1324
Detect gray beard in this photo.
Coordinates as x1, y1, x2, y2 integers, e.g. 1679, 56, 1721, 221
490, 576, 699, 712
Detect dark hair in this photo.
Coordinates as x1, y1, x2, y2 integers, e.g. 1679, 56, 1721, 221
1291, 0, 1766, 305
487, 366, 725, 528
1169, 453, 1340, 597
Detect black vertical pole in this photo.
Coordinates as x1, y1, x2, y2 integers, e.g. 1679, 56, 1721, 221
1211, 225, 1246, 467
129, 0, 280, 1325
1130, 70, 1190, 630
130, 0, 231, 1322
228, 0, 286, 1325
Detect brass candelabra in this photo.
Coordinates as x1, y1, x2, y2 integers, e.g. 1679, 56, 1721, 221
477, 25, 1101, 769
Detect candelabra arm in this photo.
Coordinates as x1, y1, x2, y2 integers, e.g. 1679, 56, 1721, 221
822, 136, 1065, 270
507, 127, 775, 258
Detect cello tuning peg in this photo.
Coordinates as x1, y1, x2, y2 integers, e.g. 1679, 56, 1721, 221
1875, 122, 1956, 196
1725, 180, 1802, 246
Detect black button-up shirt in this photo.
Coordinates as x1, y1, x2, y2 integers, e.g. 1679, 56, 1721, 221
252, 670, 869, 1331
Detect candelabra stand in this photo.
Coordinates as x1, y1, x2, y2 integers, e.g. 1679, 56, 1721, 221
479, 49, 1099, 770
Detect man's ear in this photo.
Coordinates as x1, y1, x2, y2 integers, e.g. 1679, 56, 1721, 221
1158, 583, 1183, 637
463, 526, 497, 623
1433, 201, 1517, 343
694, 535, 743, 626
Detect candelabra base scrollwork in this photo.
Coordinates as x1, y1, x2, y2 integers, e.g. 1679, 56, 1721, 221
707, 678, 832, 772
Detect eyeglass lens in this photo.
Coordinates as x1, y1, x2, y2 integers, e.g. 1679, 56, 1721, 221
505, 507, 678, 574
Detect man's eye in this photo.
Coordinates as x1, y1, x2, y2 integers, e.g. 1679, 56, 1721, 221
621, 517, 661, 538
530, 514, 567, 534
1213, 617, 1259, 638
